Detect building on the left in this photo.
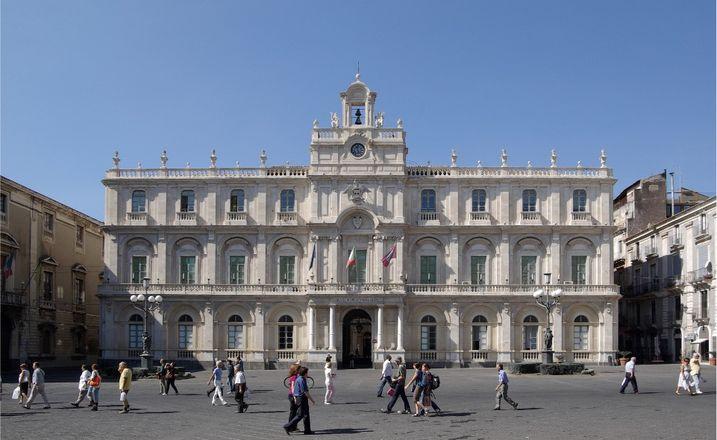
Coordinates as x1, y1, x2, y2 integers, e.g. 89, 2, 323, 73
1, 176, 104, 369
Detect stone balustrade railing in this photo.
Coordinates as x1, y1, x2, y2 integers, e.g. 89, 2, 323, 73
311, 128, 405, 143
105, 166, 308, 179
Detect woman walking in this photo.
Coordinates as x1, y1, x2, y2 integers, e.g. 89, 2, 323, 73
165, 362, 179, 394
416, 364, 434, 416
88, 364, 101, 410
70, 364, 92, 407
283, 367, 315, 435
690, 353, 703, 395
208, 360, 228, 406
17, 363, 30, 406
675, 358, 694, 395
234, 367, 248, 413
286, 363, 301, 425
324, 360, 336, 404
118, 361, 132, 414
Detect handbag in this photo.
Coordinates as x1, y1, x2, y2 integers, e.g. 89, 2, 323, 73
387, 384, 396, 397
12, 386, 21, 400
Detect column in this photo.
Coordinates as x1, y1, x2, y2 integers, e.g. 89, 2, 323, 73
307, 303, 316, 350
448, 303, 461, 365
252, 303, 265, 363
552, 305, 563, 358
498, 303, 513, 363
602, 302, 614, 364
256, 233, 266, 283
202, 302, 214, 363
376, 305, 384, 349
156, 233, 167, 283
329, 305, 336, 350
499, 234, 510, 284
397, 303, 404, 350
206, 232, 216, 284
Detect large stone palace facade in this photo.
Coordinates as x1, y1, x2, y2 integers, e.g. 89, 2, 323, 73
99, 75, 619, 368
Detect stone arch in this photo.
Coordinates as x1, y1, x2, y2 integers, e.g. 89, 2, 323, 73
123, 237, 155, 283
171, 237, 204, 284
564, 236, 597, 284
336, 207, 379, 232
462, 237, 497, 284
270, 237, 304, 285
513, 236, 547, 285
410, 236, 447, 284
221, 237, 253, 284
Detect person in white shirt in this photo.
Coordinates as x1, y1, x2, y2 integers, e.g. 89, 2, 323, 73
619, 357, 639, 394
70, 364, 92, 407
234, 367, 248, 413
24, 362, 50, 409
376, 355, 393, 397
324, 361, 336, 404
207, 360, 228, 406
17, 363, 30, 406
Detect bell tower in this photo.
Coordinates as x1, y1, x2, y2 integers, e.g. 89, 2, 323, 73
340, 73, 376, 127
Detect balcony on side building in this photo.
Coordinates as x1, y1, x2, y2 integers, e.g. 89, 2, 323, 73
276, 211, 298, 225
686, 267, 713, 285
520, 211, 541, 225
225, 211, 248, 225
176, 211, 197, 225
126, 211, 148, 225
417, 211, 440, 226
468, 211, 491, 225
570, 211, 592, 225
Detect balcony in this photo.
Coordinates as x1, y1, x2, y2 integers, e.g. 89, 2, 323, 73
39, 299, 56, 310
571, 211, 592, 224
520, 350, 540, 362
1, 291, 25, 306
126, 211, 148, 225
468, 211, 491, 225
686, 267, 713, 285
225, 211, 248, 225
670, 235, 683, 250
645, 246, 658, 259
276, 211, 298, 225
176, 211, 197, 225
417, 211, 440, 225
520, 211, 541, 224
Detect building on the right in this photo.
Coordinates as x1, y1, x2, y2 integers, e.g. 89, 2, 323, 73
614, 172, 715, 364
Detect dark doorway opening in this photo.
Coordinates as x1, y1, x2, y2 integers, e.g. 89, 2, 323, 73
342, 309, 372, 369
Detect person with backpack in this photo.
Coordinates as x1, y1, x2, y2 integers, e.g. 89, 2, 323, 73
165, 362, 179, 394
70, 364, 92, 407
415, 363, 434, 416
87, 364, 101, 411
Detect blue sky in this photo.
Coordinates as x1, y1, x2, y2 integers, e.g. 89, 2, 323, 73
2, 0, 715, 220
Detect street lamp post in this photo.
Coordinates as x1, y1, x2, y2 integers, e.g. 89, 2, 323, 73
130, 277, 163, 370
533, 273, 562, 364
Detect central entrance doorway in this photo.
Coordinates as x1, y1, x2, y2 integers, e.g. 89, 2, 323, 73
342, 309, 372, 369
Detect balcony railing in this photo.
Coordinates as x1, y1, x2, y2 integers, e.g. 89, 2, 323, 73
571, 212, 591, 224
645, 246, 658, 258
225, 211, 247, 225
469, 211, 490, 224
276, 212, 297, 224
417, 211, 439, 224
126, 211, 148, 225
670, 235, 683, 248
1, 291, 26, 306
687, 267, 713, 284
520, 350, 540, 362
39, 299, 56, 310
520, 211, 541, 224
571, 351, 597, 362
470, 350, 490, 361
176, 211, 197, 224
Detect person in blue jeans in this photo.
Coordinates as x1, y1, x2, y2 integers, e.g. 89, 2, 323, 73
284, 367, 315, 435
380, 356, 410, 414
405, 363, 441, 416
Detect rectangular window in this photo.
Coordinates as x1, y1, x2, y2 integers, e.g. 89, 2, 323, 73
470, 256, 486, 285
523, 325, 538, 350
521, 256, 537, 285
279, 256, 295, 285
279, 325, 293, 349
0, 255, 7, 292
472, 325, 487, 350
227, 325, 244, 349
420, 256, 437, 284
420, 325, 436, 350
42, 271, 53, 301
229, 256, 246, 284
74, 277, 85, 304
522, 190, 537, 212
700, 214, 707, 233
180, 191, 195, 212
180, 256, 196, 285
348, 250, 367, 284
572, 256, 587, 285
178, 324, 193, 349
701, 290, 709, 318
128, 324, 142, 349
636, 303, 641, 326
651, 300, 656, 324
675, 296, 682, 320
76, 226, 84, 247
573, 325, 589, 350
131, 256, 147, 284
0, 193, 7, 215
43, 213, 54, 233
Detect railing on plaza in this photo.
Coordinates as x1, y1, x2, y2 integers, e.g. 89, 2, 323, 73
266, 350, 308, 362
571, 351, 597, 362
469, 350, 492, 361
520, 350, 540, 362
404, 351, 449, 362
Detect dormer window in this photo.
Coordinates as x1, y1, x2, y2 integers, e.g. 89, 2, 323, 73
421, 189, 436, 212
522, 189, 537, 212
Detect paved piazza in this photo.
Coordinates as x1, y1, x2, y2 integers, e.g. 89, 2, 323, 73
1, 365, 714, 440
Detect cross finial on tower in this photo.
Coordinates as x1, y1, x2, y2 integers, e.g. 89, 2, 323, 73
355, 61, 360, 81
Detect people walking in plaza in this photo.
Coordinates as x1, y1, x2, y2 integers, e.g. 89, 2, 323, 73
24, 362, 50, 409
494, 363, 518, 410
286, 363, 300, 426
17, 363, 30, 406
324, 360, 336, 404
690, 353, 703, 394
283, 366, 315, 435
157, 358, 168, 395
376, 355, 393, 397
381, 356, 410, 414
165, 362, 179, 394
208, 360, 228, 406
675, 358, 695, 396
118, 361, 132, 413
70, 364, 92, 407
236, 355, 244, 373
619, 357, 639, 394
227, 359, 235, 392
88, 364, 101, 410
415, 363, 434, 416
234, 366, 248, 413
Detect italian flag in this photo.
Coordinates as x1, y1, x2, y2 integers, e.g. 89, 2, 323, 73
346, 246, 357, 268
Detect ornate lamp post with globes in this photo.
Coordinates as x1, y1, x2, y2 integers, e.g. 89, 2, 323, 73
532, 273, 562, 364
130, 277, 163, 370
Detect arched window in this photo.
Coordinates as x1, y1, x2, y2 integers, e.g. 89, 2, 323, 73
420, 315, 437, 351
471, 189, 487, 212
227, 314, 244, 349
280, 189, 295, 212
522, 189, 537, 212
572, 189, 587, 213
278, 315, 294, 350
230, 189, 245, 213
420, 189, 436, 212
573, 315, 589, 350
472, 315, 488, 350
523, 315, 539, 350
131, 190, 146, 213
178, 314, 194, 350
180, 190, 195, 212
128, 314, 143, 349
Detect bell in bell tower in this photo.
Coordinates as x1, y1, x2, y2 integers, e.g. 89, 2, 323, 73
340, 72, 376, 127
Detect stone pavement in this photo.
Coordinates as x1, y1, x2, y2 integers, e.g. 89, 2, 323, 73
1, 364, 714, 440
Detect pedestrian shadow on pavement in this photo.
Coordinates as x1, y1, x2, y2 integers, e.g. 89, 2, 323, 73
313, 428, 373, 435
132, 410, 180, 414
440, 411, 473, 417
338, 401, 368, 405
515, 407, 541, 411
245, 410, 285, 414
1, 412, 42, 417
633, 392, 661, 395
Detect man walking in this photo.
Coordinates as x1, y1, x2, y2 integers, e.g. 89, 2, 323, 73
70, 364, 91, 407
118, 361, 132, 413
24, 362, 51, 409
227, 359, 235, 392
157, 358, 167, 395
619, 356, 639, 394
380, 356, 410, 414
283, 366, 315, 435
690, 353, 703, 395
376, 355, 393, 397
208, 360, 228, 406
234, 367, 248, 413
494, 363, 518, 410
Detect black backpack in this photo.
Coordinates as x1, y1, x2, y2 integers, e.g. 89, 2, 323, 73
432, 375, 440, 389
